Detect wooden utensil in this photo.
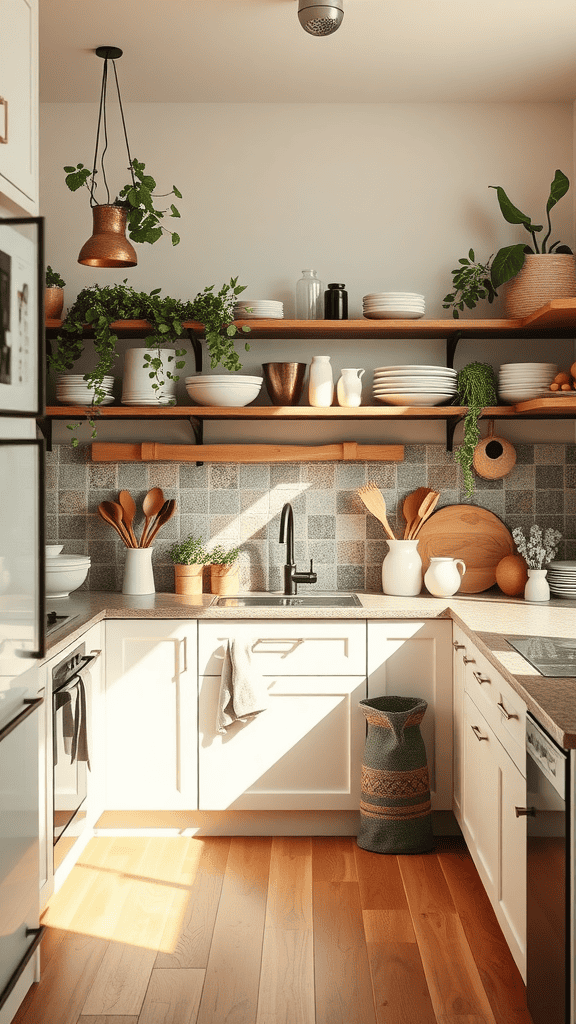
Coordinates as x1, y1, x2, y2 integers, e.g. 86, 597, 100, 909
356, 481, 395, 540
144, 498, 176, 546
139, 487, 164, 547
415, 504, 515, 593
98, 501, 133, 547
118, 489, 138, 547
411, 491, 440, 539
402, 487, 432, 539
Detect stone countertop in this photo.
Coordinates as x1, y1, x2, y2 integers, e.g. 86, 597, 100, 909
45, 589, 576, 749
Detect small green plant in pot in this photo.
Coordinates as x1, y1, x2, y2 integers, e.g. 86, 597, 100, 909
454, 362, 498, 497
45, 266, 66, 320
170, 535, 210, 595
208, 543, 241, 596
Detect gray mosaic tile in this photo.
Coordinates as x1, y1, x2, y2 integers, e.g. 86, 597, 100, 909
60, 539, 88, 556
240, 515, 269, 541
535, 491, 564, 516
209, 490, 240, 515
180, 488, 209, 513
565, 517, 576, 541
335, 464, 366, 489
210, 464, 239, 489
45, 464, 57, 490
311, 564, 337, 591
467, 491, 505, 518
564, 491, 576, 515
179, 463, 208, 488
86, 488, 120, 514
396, 464, 427, 490
301, 463, 334, 489
84, 563, 117, 592
426, 445, 456, 466
147, 465, 179, 491
58, 443, 89, 464
536, 465, 564, 489
337, 540, 365, 565
336, 514, 365, 540
58, 514, 87, 540
514, 444, 534, 464
535, 444, 565, 465
402, 444, 426, 464
470, 474, 503, 491
240, 566, 267, 592
240, 490, 270, 515
270, 464, 300, 487
268, 538, 307, 566
58, 490, 88, 515
305, 539, 335, 564
240, 540, 268, 576
566, 466, 576, 489
306, 490, 336, 515
58, 464, 87, 490
366, 516, 392, 540
239, 464, 270, 490
365, 463, 396, 488
505, 464, 535, 489
337, 564, 365, 590
45, 491, 57, 515
45, 446, 59, 466
179, 514, 210, 542
118, 464, 148, 490
427, 465, 458, 491
505, 490, 534, 515
366, 540, 388, 564
505, 514, 536, 537
565, 539, 576, 559
153, 564, 175, 594
436, 489, 459, 509
87, 539, 116, 564
307, 515, 336, 540
566, 445, 576, 465
366, 564, 383, 593
208, 516, 241, 544
89, 464, 117, 489
336, 490, 366, 515
269, 489, 306, 515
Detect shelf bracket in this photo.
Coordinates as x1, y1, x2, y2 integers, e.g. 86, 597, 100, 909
446, 331, 462, 369
446, 416, 462, 452
189, 416, 204, 465
185, 327, 202, 374
36, 415, 52, 451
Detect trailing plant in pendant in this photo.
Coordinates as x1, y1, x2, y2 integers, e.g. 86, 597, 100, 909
454, 362, 498, 497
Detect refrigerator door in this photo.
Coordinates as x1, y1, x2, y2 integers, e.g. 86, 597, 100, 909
0, 437, 44, 730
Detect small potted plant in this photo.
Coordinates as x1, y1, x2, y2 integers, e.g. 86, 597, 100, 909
169, 535, 210, 595
45, 266, 66, 320
208, 543, 241, 595
443, 169, 574, 318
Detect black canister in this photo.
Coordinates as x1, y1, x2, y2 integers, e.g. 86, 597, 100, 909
324, 282, 348, 320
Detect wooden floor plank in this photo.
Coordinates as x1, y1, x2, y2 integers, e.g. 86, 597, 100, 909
397, 851, 457, 915
366, 941, 438, 1024
138, 968, 205, 1024
256, 838, 314, 1024
195, 837, 272, 1024
12, 930, 109, 1024
313, 876, 376, 1024
155, 837, 230, 969
354, 848, 411, 910
436, 837, 533, 1024
79, 1017, 139, 1024
311, 837, 358, 882
363, 909, 416, 944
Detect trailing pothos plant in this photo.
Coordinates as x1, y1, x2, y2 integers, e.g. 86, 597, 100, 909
48, 277, 251, 444
454, 361, 498, 497
443, 170, 572, 318
63, 157, 182, 247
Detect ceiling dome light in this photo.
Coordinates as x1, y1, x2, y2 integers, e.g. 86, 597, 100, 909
298, 0, 344, 36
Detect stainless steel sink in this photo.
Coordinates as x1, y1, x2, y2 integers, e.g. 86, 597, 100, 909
215, 593, 362, 608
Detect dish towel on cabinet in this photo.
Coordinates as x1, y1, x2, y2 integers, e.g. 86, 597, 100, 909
216, 639, 269, 732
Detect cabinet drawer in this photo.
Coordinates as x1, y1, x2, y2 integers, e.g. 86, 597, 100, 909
464, 646, 526, 774
198, 619, 366, 676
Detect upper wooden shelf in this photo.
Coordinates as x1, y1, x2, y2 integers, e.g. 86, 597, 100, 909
44, 298, 576, 340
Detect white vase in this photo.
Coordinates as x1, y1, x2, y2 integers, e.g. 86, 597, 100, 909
336, 367, 365, 407
424, 557, 466, 598
123, 547, 155, 595
382, 540, 423, 596
308, 355, 334, 408
524, 568, 550, 603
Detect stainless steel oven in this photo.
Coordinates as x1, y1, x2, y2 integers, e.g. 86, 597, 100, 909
52, 642, 99, 869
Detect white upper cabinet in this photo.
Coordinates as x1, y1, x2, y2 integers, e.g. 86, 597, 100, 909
0, 0, 38, 212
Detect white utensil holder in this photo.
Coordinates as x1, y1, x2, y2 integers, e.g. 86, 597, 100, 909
123, 547, 155, 595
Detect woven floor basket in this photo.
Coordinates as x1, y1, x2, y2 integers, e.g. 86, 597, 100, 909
505, 253, 576, 318
357, 695, 434, 854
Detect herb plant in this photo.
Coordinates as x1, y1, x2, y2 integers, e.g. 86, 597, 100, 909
443, 250, 498, 319
512, 524, 562, 569
46, 266, 66, 288
208, 543, 241, 566
63, 157, 182, 247
169, 535, 210, 566
454, 362, 498, 497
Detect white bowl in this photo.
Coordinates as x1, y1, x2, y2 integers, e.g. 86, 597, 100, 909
185, 376, 262, 407
46, 556, 90, 598
46, 544, 63, 558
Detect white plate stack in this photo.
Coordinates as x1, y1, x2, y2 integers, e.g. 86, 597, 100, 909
233, 299, 284, 319
372, 364, 458, 407
547, 561, 576, 599
363, 292, 425, 320
498, 362, 557, 404
56, 374, 115, 406
121, 347, 177, 406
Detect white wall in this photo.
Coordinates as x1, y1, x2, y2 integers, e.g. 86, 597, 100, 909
40, 101, 576, 445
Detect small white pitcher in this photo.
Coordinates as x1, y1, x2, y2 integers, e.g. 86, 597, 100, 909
382, 540, 422, 596
424, 557, 466, 598
337, 367, 365, 408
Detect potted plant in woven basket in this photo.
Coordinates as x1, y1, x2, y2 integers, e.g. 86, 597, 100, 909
169, 535, 210, 595
45, 266, 66, 320
208, 544, 241, 595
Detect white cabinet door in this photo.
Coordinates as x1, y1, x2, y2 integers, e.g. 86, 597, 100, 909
198, 619, 366, 676
451, 622, 470, 827
199, 674, 366, 810
462, 690, 499, 891
104, 620, 197, 810
0, 0, 38, 211
367, 619, 453, 809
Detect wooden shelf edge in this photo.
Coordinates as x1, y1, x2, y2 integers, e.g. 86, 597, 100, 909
44, 404, 485, 419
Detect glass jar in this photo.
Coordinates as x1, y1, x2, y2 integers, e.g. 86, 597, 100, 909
296, 269, 323, 320
324, 282, 348, 320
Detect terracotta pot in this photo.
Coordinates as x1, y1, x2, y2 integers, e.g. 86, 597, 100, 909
210, 563, 239, 595
174, 563, 204, 595
504, 253, 576, 318
45, 286, 64, 320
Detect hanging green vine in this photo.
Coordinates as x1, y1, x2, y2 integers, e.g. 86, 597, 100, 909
454, 362, 498, 497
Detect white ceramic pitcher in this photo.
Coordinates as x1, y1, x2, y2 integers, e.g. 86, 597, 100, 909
424, 557, 466, 598
337, 367, 365, 407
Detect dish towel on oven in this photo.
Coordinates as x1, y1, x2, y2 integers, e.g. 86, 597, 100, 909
216, 639, 268, 732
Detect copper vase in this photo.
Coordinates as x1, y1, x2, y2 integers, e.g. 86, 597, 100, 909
262, 362, 307, 405
78, 205, 138, 268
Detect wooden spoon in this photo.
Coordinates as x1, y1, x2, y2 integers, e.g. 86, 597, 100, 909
144, 498, 176, 546
139, 487, 164, 547
98, 501, 133, 547
356, 481, 395, 540
409, 491, 440, 539
118, 490, 138, 548
402, 486, 432, 539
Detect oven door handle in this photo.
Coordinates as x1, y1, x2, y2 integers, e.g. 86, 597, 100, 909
54, 650, 101, 695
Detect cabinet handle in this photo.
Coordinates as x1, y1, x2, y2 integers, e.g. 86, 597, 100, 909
463, 656, 476, 664
472, 670, 491, 685
497, 700, 518, 721
515, 806, 536, 817
0, 97, 7, 144
453, 642, 465, 650
470, 724, 488, 741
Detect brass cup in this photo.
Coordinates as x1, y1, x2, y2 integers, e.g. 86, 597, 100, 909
262, 362, 307, 406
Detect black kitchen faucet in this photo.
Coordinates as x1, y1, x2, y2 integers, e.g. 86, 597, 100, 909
279, 502, 317, 595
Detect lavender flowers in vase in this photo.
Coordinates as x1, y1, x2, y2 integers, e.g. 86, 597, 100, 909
512, 524, 562, 602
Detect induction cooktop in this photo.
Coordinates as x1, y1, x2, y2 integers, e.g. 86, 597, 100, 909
506, 636, 576, 677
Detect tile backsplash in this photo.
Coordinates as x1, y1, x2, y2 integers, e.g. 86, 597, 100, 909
46, 443, 576, 594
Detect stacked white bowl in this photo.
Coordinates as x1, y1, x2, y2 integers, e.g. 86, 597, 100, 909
46, 546, 91, 598
121, 347, 177, 405
185, 374, 263, 407
498, 362, 557, 404
56, 374, 114, 406
233, 299, 284, 319
547, 562, 576, 599
372, 364, 458, 407
363, 292, 425, 320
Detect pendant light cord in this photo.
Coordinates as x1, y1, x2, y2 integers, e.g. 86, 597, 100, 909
89, 53, 137, 208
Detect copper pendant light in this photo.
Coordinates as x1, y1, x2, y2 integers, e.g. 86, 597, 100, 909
77, 46, 138, 268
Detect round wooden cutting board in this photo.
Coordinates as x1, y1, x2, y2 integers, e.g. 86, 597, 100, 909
416, 505, 515, 593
